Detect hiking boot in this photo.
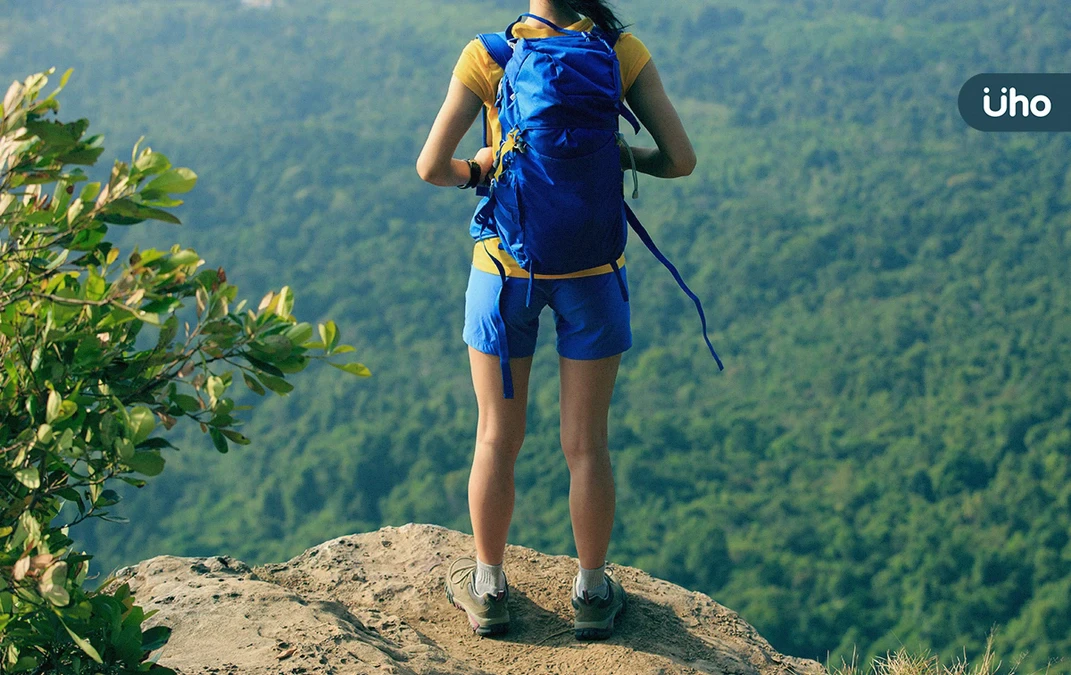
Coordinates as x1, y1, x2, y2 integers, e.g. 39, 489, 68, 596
572, 571, 626, 640
445, 557, 510, 636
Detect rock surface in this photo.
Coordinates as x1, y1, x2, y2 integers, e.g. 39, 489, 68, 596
116, 524, 823, 675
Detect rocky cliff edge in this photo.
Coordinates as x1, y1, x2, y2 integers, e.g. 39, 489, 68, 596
114, 523, 823, 675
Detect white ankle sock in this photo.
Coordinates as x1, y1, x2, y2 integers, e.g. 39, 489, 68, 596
474, 559, 506, 596
575, 563, 608, 600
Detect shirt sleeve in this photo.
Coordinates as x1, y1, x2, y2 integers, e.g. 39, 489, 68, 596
453, 39, 500, 105
615, 33, 652, 94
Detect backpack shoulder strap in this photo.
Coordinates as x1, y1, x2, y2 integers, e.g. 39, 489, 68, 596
477, 31, 512, 70
474, 30, 511, 197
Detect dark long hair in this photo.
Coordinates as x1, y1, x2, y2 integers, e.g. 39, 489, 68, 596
558, 0, 628, 33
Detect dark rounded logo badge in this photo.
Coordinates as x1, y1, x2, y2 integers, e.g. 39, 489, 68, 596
959, 73, 1071, 131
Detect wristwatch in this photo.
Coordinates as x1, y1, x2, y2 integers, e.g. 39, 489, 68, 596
458, 159, 482, 189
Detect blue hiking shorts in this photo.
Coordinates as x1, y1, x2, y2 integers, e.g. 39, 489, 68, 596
463, 266, 632, 360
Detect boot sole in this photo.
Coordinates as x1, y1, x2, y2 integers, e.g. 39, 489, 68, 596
574, 594, 626, 641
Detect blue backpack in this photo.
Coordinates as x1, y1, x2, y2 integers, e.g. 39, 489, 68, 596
473, 14, 723, 398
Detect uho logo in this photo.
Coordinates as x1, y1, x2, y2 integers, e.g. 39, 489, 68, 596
982, 87, 1051, 118
959, 74, 1070, 131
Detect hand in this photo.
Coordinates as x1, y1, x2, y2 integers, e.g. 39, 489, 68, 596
474, 146, 495, 181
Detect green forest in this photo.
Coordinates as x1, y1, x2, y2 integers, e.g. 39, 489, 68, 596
2, 0, 1070, 669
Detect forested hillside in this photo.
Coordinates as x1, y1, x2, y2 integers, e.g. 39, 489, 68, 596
3, 0, 1070, 668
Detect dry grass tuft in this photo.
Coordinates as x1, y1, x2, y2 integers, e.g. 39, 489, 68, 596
828, 633, 1060, 675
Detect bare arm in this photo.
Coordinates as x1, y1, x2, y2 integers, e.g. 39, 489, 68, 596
624, 60, 697, 179
416, 76, 493, 186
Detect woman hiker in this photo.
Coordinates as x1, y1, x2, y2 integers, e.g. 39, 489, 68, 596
416, 0, 697, 639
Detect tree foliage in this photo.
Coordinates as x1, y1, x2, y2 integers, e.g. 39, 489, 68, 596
0, 70, 366, 672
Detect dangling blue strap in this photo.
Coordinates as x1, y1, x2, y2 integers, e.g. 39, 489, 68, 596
625, 204, 723, 370
525, 264, 535, 308
480, 240, 515, 399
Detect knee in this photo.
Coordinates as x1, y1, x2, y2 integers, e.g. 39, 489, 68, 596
560, 433, 610, 470
475, 433, 525, 462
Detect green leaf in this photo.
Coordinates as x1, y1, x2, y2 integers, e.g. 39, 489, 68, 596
115, 437, 135, 461
172, 394, 201, 413
79, 182, 101, 202
56, 400, 77, 423
275, 354, 310, 374
168, 249, 201, 267
208, 427, 229, 454
69, 224, 107, 251
156, 316, 180, 347
10, 656, 39, 672
57, 145, 105, 165
221, 429, 251, 445
242, 373, 266, 396
283, 322, 313, 346
56, 487, 81, 502
128, 406, 156, 445
254, 334, 293, 359
23, 211, 55, 225
62, 622, 103, 664
25, 119, 80, 147
14, 468, 40, 489
56, 428, 74, 451
136, 437, 177, 451
328, 362, 372, 377
144, 167, 198, 194
134, 150, 170, 175
245, 355, 284, 377
207, 375, 225, 403
101, 198, 181, 225
126, 451, 165, 477
259, 375, 294, 395
95, 489, 121, 507
138, 190, 184, 207
46, 389, 61, 422
318, 321, 338, 353
276, 285, 294, 318
141, 625, 172, 652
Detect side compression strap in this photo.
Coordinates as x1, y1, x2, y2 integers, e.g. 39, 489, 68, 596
624, 203, 724, 370
610, 259, 629, 302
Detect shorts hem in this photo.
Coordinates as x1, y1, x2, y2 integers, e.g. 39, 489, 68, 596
557, 340, 631, 361
463, 337, 537, 360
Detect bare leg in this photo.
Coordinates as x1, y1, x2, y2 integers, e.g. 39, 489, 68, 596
559, 354, 621, 569
467, 347, 533, 566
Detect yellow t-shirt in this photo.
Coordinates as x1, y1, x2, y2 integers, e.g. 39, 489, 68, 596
453, 17, 652, 279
